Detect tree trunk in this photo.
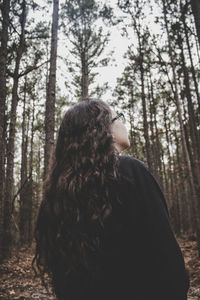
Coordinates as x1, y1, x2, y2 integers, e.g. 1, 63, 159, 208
174, 130, 182, 235
181, 0, 200, 113
178, 34, 200, 185
3, 0, 26, 259
190, 0, 200, 46
19, 77, 28, 245
44, 0, 59, 178
147, 77, 156, 177
0, 0, 10, 262
81, 51, 89, 99
175, 129, 192, 235
162, 0, 200, 256
161, 146, 169, 207
149, 70, 163, 188
171, 151, 181, 236
27, 98, 35, 245
129, 89, 137, 157
162, 99, 173, 209
138, 50, 151, 169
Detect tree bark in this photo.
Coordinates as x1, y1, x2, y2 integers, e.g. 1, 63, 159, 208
138, 50, 151, 169
175, 129, 192, 235
44, 0, 59, 178
147, 77, 156, 177
178, 34, 200, 184
190, 0, 200, 46
19, 77, 28, 245
81, 51, 89, 99
149, 70, 163, 188
162, 99, 173, 209
181, 0, 200, 113
28, 98, 35, 245
174, 130, 182, 235
0, 0, 10, 262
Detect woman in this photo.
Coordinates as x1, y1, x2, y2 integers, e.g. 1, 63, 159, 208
33, 98, 190, 300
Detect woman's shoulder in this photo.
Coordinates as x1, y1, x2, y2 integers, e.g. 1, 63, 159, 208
119, 155, 146, 167
118, 155, 161, 191
118, 155, 149, 180
119, 155, 170, 217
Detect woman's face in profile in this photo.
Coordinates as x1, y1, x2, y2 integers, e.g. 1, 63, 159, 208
111, 110, 130, 153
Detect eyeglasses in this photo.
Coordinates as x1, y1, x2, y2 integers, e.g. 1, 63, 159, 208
111, 113, 126, 124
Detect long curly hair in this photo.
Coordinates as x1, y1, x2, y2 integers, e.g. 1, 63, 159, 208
33, 99, 120, 298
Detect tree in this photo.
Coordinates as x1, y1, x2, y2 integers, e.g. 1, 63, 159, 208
115, 0, 200, 242
161, 0, 200, 256
61, 0, 111, 99
44, 0, 59, 178
181, 0, 200, 113
190, 0, 200, 46
19, 76, 29, 245
2, 0, 49, 257
118, 0, 152, 170
3, 0, 27, 259
0, 0, 11, 262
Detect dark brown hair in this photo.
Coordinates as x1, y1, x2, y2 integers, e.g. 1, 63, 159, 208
33, 99, 119, 298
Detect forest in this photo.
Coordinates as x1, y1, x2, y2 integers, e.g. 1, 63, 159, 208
0, 0, 200, 299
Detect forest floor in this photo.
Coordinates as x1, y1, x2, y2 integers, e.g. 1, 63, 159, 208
0, 237, 200, 300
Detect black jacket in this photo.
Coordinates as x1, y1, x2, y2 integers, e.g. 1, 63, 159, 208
59, 155, 190, 300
